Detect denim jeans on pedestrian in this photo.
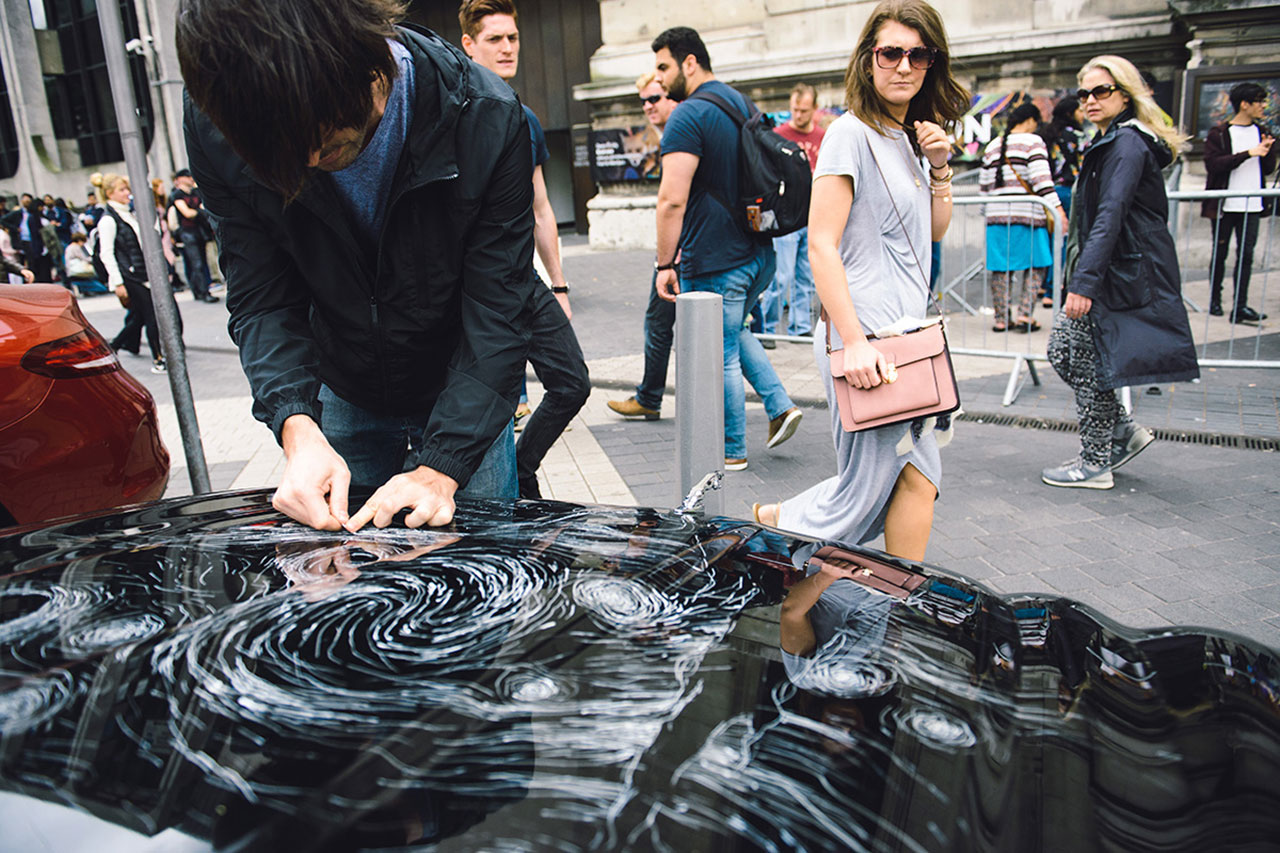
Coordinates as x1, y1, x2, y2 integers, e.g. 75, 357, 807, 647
635, 268, 676, 412
319, 385, 518, 499
178, 230, 213, 300
518, 285, 591, 499
684, 246, 794, 460
760, 228, 813, 336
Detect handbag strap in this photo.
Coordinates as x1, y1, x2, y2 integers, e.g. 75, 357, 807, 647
825, 133, 941, 352
1003, 150, 1038, 196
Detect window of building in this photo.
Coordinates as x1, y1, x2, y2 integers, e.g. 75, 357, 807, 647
0, 61, 20, 179
40, 0, 153, 167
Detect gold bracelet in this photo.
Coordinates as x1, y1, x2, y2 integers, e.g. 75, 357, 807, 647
929, 164, 953, 182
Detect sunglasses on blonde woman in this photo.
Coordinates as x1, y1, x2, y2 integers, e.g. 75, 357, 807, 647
1076, 84, 1120, 102
872, 46, 938, 70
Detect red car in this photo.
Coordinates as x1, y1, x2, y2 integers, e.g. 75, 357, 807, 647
0, 283, 168, 527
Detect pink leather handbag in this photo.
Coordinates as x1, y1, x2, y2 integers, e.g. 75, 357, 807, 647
827, 318, 959, 432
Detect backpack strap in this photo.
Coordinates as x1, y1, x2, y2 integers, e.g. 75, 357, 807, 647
687, 88, 752, 126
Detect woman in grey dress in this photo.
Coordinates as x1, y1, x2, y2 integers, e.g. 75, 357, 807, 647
754, 0, 968, 561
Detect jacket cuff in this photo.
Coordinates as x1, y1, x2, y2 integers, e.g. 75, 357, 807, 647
270, 400, 323, 447
410, 449, 476, 491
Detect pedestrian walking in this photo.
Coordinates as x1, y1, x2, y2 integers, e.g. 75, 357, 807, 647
1038, 95, 1087, 307
609, 71, 678, 422
1201, 81, 1276, 324
754, 0, 969, 561
651, 26, 802, 471
1042, 55, 1198, 489
979, 101, 1065, 332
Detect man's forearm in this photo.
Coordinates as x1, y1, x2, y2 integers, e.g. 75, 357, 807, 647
655, 198, 685, 265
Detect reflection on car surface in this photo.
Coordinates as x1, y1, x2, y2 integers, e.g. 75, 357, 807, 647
0, 283, 168, 527
0, 491, 1278, 851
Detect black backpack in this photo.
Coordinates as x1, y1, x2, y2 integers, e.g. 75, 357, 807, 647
688, 89, 812, 243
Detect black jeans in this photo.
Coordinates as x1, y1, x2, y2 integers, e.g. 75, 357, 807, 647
516, 285, 590, 499
1209, 211, 1261, 310
635, 268, 675, 411
111, 279, 183, 362
178, 230, 213, 299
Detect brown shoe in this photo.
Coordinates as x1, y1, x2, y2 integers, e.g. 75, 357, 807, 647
608, 396, 660, 420
767, 407, 802, 448
725, 457, 748, 471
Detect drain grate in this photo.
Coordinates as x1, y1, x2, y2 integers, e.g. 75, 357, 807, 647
957, 411, 1280, 452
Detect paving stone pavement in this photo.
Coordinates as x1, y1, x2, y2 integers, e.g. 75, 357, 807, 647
73, 238, 1280, 650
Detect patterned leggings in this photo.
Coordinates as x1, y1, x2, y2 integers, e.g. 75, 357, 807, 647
1047, 313, 1132, 467
991, 267, 1046, 326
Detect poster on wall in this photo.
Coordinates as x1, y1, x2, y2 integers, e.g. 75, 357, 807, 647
1186, 63, 1280, 142
590, 126, 661, 182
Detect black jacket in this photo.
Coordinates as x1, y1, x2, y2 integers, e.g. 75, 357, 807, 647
100, 205, 146, 284
1200, 121, 1278, 219
184, 25, 536, 487
1065, 112, 1199, 390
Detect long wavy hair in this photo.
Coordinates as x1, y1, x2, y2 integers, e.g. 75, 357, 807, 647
1078, 55, 1186, 153
843, 0, 970, 153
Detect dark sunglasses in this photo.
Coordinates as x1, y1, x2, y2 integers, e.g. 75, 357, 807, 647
873, 46, 939, 70
1076, 84, 1120, 102
640, 94, 666, 105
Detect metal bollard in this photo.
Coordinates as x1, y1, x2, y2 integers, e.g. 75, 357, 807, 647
675, 292, 724, 516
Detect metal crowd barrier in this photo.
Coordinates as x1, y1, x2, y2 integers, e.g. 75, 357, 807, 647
752, 185, 1280, 408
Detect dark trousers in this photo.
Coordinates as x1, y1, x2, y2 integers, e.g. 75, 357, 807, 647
516, 285, 590, 499
635, 269, 675, 411
178, 230, 212, 299
111, 280, 171, 362
22, 242, 52, 282
1209, 211, 1261, 310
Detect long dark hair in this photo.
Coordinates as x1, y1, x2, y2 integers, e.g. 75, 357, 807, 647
177, 0, 406, 201
994, 101, 1042, 188
842, 0, 970, 153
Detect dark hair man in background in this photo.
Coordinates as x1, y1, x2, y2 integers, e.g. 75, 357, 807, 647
177, 0, 537, 531
457, 0, 590, 501
1201, 81, 1276, 324
651, 26, 802, 471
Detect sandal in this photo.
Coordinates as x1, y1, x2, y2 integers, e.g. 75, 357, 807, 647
752, 502, 779, 527
991, 323, 1007, 333
1042, 297, 1054, 308
1013, 318, 1041, 332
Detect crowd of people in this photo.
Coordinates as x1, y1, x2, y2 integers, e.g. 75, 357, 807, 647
1, 170, 226, 372
6, 0, 1263, 577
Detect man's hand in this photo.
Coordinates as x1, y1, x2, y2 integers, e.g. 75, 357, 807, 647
656, 268, 680, 302
1064, 292, 1093, 319
346, 465, 459, 532
273, 414, 351, 531
554, 291, 572, 321
914, 120, 951, 170
1249, 135, 1274, 158
20, 268, 33, 283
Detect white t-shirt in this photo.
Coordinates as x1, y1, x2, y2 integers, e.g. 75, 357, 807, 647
1224, 124, 1263, 214
813, 113, 932, 337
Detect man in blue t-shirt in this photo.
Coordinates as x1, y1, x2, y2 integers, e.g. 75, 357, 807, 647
460, 0, 590, 500
651, 26, 801, 471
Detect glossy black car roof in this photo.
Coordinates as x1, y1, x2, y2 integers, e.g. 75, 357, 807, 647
1, 490, 1278, 851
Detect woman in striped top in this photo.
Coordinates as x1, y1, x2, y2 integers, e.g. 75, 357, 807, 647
980, 102, 1066, 331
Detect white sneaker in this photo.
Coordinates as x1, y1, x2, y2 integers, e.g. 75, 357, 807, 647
1041, 458, 1113, 489
150, 360, 167, 374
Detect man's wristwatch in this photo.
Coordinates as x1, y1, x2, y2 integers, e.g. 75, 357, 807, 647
551, 284, 569, 294
654, 260, 678, 271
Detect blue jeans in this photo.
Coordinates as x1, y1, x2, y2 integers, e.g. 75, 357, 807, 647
318, 385, 517, 499
635, 268, 676, 411
760, 228, 813, 335
684, 247, 794, 460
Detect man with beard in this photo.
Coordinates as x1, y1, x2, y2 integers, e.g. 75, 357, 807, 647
651, 26, 801, 471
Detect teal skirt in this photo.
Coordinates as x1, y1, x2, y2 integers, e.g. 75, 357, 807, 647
986, 224, 1052, 271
